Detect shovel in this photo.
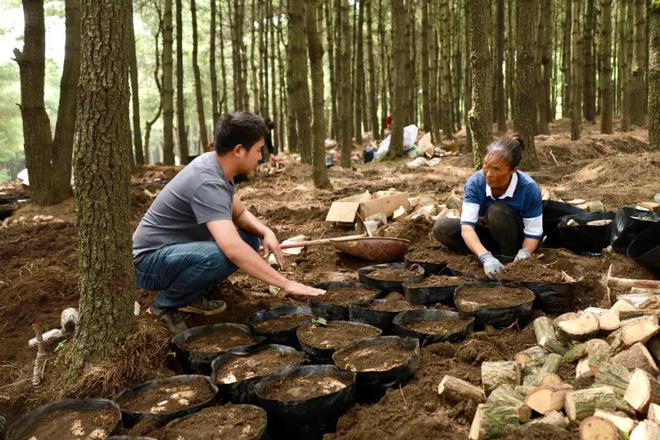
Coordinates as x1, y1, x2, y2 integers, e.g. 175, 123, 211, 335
280, 234, 412, 262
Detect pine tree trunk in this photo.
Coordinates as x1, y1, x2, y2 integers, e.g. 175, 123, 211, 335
339, 0, 353, 166
162, 0, 175, 164
452, 2, 462, 133
388, 0, 407, 159
650, 1, 659, 148
599, 0, 613, 134
515, 0, 540, 168
354, 0, 365, 139
276, 21, 287, 151
210, 0, 219, 129
506, 0, 514, 121
14, 0, 79, 206
127, 1, 144, 166
324, 0, 337, 139
191, 0, 208, 155
631, 0, 647, 126
441, 0, 453, 139
407, 0, 416, 125
562, 0, 572, 119
269, 0, 278, 144
495, 0, 507, 132
622, 1, 634, 131
421, 0, 432, 135
583, 0, 596, 122
306, 0, 331, 189
218, 0, 229, 113
175, 0, 187, 161
467, 0, 493, 169
143, 10, 163, 163
230, 0, 246, 109
464, 0, 473, 150
537, 0, 552, 134
287, 0, 312, 164
366, 0, 380, 139
570, 0, 582, 140
69, 0, 135, 375
250, 0, 259, 111
378, 0, 388, 135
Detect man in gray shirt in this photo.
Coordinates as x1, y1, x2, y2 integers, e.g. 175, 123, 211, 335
133, 112, 325, 333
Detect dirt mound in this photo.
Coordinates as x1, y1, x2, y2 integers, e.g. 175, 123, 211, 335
377, 217, 433, 244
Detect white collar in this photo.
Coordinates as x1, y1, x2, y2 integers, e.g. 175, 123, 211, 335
486, 171, 518, 199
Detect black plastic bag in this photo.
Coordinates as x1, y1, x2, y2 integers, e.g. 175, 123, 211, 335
347, 299, 421, 333
522, 281, 576, 314
107, 437, 158, 440
391, 309, 474, 345
627, 221, 660, 274
171, 323, 265, 374
296, 321, 382, 363
611, 207, 659, 253
7, 399, 121, 440
247, 305, 313, 347
112, 375, 218, 428
542, 200, 585, 248
211, 344, 308, 404
311, 281, 381, 321
162, 404, 268, 440
402, 278, 462, 306
357, 262, 425, 292
253, 365, 356, 440
557, 211, 615, 255
454, 282, 535, 329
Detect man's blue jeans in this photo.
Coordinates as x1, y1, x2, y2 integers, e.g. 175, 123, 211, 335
134, 230, 260, 310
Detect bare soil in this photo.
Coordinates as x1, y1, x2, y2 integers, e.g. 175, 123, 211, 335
404, 317, 473, 336
260, 373, 352, 402
182, 327, 256, 353
366, 268, 417, 282
455, 285, 535, 311
297, 321, 382, 350
365, 292, 418, 312
321, 286, 381, 306
252, 313, 314, 332
333, 339, 417, 372
406, 275, 471, 288
405, 246, 449, 264
500, 256, 576, 283
214, 348, 306, 384
15, 407, 119, 440
162, 404, 266, 440
115, 376, 214, 415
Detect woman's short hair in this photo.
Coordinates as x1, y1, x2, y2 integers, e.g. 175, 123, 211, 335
485, 133, 526, 168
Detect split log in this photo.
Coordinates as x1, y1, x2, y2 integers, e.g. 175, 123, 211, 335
438, 375, 486, 403
468, 403, 519, 440
630, 421, 660, 440
486, 384, 532, 423
557, 312, 600, 341
593, 410, 636, 435
527, 410, 569, 428
514, 346, 548, 376
534, 316, 568, 355
597, 310, 621, 333
565, 386, 618, 421
648, 403, 660, 425
594, 362, 632, 396
619, 310, 660, 321
525, 384, 572, 415
629, 287, 660, 296
564, 342, 587, 363
576, 357, 595, 382
610, 299, 636, 314
617, 293, 660, 308
624, 368, 660, 414
523, 353, 563, 386
611, 342, 659, 374
621, 314, 659, 327
646, 335, 660, 363
553, 312, 579, 326
512, 385, 535, 401
579, 416, 620, 440
481, 361, 521, 396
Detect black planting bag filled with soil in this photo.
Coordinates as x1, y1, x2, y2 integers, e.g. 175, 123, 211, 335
347, 292, 420, 332
7, 399, 121, 440
171, 323, 265, 374
404, 245, 449, 275
107, 437, 158, 440
253, 364, 355, 440
161, 404, 268, 440
332, 336, 420, 402
211, 344, 308, 404
311, 281, 381, 320
521, 281, 576, 315
357, 262, 425, 292
246, 305, 314, 347
112, 375, 218, 428
454, 282, 535, 329
402, 275, 470, 306
611, 207, 660, 253
391, 309, 474, 345
296, 320, 382, 363
542, 200, 585, 248
557, 211, 615, 255
627, 220, 660, 274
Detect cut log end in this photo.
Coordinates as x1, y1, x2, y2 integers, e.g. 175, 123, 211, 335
624, 368, 660, 414
580, 416, 620, 440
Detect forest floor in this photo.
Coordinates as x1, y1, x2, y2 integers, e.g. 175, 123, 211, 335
0, 118, 659, 439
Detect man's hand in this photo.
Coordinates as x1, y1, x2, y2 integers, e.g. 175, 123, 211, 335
514, 248, 531, 262
262, 229, 285, 268
285, 281, 326, 297
478, 251, 505, 279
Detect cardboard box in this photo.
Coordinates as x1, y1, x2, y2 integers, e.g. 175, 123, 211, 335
325, 190, 411, 224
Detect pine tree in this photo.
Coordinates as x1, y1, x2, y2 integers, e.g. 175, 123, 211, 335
649, 1, 659, 148
599, 0, 613, 134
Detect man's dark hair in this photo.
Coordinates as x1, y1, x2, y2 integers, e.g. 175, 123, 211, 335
214, 111, 268, 155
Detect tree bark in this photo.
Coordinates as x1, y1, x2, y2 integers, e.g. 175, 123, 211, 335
570, 0, 583, 140
622, 1, 633, 131
631, 0, 647, 126
561, 0, 572, 119
440, 0, 453, 139
210, 0, 219, 129
127, 0, 143, 166
494, 0, 507, 133
537, 0, 552, 134
366, 0, 380, 139
325, 0, 338, 139
600, 0, 613, 134
162, 0, 175, 164
175, 0, 187, 160
354, 0, 365, 139
191, 0, 208, 156
464, 0, 473, 150
218, 0, 229, 113
387, 0, 407, 160
339, 0, 353, 166
650, 1, 660, 148
583, 0, 596, 122
69, 0, 135, 375
306, 0, 331, 189
144, 8, 163, 163
514, 0, 540, 168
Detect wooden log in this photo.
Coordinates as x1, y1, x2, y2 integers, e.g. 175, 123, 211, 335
468, 403, 519, 440
512, 385, 535, 401
630, 287, 660, 296
630, 421, 660, 440
557, 312, 601, 341
621, 314, 659, 327
553, 312, 579, 326
514, 346, 548, 376
576, 357, 595, 381
564, 342, 588, 363
525, 384, 572, 415
523, 353, 563, 386
607, 272, 660, 290
534, 316, 568, 355
565, 386, 618, 421
527, 410, 569, 428
586, 339, 612, 369
611, 342, 659, 374
438, 375, 486, 403
540, 373, 563, 387
481, 361, 521, 396
618, 293, 660, 308
593, 410, 637, 435
610, 299, 636, 314
594, 362, 633, 397
648, 335, 660, 363
579, 416, 620, 440
486, 384, 532, 423
620, 310, 660, 320
624, 368, 660, 414
649, 403, 660, 425
597, 310, 621, 333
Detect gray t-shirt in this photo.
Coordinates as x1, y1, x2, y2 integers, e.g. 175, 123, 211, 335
132, 152, 234, 259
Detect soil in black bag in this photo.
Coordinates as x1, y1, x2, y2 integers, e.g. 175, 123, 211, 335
116, 377, 215, 415
297, 321, 381, 351
365, 292, 417, 312
15, 408, 119, 440
405, 246, 447, 264
455, 285, 533, 311
162, 405, 266, 440
499, 258, 573, 284
182, 327, 255, 353
322, 286, 380, 306
367, 268, 415, 282
214, 347, 306, 384
260, 373, 352, 402
403, 316, 472, 336
333, 339, 417, 372
252, 313, 314, 333
405, 275, 470, 288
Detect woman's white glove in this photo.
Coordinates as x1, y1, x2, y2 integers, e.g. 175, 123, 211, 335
478, 252, 504, 279
514, 248, 531, 262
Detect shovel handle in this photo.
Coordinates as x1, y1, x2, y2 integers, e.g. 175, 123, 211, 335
279, 234, 367, 249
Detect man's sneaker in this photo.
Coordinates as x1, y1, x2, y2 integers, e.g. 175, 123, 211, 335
148, 304, 188, 335
178, 297, 227, 316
